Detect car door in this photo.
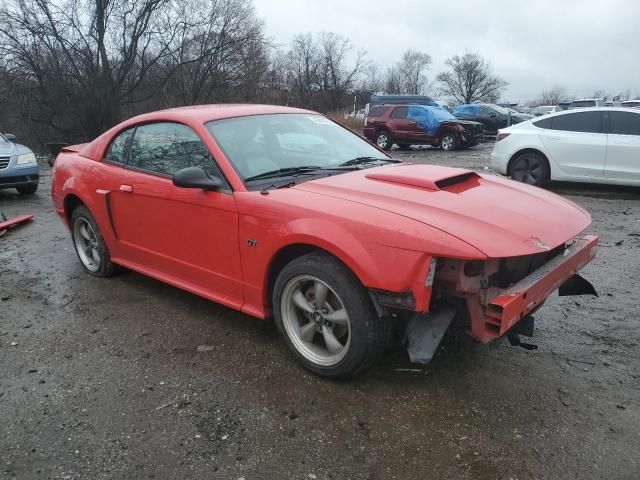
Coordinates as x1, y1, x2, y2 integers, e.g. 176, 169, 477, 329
480, 106, 505, 131
387, 106, 415, 142
604, 110, 640, 180
406, 105, 433, 143
102, 122, 244, 304
539, 111, 607, 178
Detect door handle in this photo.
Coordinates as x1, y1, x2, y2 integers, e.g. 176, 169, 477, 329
119, 184, 133, 192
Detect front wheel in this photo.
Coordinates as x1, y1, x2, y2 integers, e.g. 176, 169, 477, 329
510, 151, 549, 187
375, 131, 392, 150
273, 252, 386, 378
440, 132, 458, 151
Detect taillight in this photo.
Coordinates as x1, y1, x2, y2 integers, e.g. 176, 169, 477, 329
496, 133, 510, 141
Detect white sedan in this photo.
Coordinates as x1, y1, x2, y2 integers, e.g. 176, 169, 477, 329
491, 107, 640, 187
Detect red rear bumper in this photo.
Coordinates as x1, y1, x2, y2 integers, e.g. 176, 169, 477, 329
468, 235, 598, 342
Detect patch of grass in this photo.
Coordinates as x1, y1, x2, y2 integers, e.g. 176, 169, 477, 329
326, 110, 364, 134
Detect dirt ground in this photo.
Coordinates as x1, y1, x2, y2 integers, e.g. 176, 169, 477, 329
1, 142, 639, 480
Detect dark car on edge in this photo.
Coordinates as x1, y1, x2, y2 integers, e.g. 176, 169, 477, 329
363, 104, 484, 151
452, 103, 530, 134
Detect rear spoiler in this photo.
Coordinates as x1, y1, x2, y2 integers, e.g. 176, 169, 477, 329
60, 143, 87, 154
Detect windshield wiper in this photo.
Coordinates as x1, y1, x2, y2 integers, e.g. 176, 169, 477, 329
244, 166, 324, 182
338, 156, 400, 167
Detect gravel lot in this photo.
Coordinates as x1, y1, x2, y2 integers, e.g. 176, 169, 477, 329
1, 142, 639, 479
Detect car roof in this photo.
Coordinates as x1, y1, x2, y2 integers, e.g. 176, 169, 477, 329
78, 104, 318, 161
137, 104, 316, 123
570, 98, 602, 102
529, 106, 640, 121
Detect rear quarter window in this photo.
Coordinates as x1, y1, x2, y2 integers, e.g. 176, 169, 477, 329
367, 106, 388, 118
533, 117, 553, 129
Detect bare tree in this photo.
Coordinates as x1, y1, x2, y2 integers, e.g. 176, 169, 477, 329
317, 32, 366, 109
591, 89, 607, 100
167, 0, 268, 106
0, 0, 266, 142
397, 49, 431, 95
384, 65, 403, 95
287, 33, 320, 103
536, 85, 569, 105
359, 63, 383, 94
436, 52, 508, 104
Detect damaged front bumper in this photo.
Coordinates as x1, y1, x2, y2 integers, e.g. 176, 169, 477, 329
468, 235, 598, 343
404, 235, 598, 363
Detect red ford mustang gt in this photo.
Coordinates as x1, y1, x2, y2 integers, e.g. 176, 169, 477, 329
52, 104, 598, 378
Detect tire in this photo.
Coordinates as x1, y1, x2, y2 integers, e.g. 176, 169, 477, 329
273, 252, 386, 378
375, 131, 392, 151
17, 184, 38, 195
70, 205, 117, 277
509, 151, 550, 187
397, 143, 411, 150
440, 132, 458, 151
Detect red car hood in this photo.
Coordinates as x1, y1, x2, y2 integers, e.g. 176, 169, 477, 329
293, 164, 591, 258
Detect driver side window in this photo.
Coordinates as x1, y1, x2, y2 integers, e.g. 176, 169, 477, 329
128, 122, 221, 178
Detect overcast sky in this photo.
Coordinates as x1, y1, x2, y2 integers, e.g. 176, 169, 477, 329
254, 0, 640, 103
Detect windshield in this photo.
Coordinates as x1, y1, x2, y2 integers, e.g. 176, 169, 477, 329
490, 104, 510, 115
205, 114, 389, 181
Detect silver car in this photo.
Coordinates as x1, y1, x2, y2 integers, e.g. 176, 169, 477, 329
0, 133, 39, 195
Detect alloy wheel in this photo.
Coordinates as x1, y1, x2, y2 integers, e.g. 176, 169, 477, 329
280, 274, 351, 366
73, 218, 101, 272
441, 135, 455, 151
376, 133, 389, 149
512, 153, 544, 185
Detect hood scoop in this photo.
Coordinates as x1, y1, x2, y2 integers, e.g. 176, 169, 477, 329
365, 165, 480, 191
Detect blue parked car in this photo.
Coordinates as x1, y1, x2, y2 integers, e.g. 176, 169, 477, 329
0, 132, 39, 195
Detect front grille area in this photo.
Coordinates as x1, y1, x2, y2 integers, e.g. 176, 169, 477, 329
0, 156, 10, 169
488, 243, 566, 288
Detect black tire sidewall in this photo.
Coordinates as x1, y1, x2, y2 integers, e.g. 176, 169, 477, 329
70, 205, 116, 277
17, 184, 38, 195
511, 152, 549, 187
273, 253, 382, 379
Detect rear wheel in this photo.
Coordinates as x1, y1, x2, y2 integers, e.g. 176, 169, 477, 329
510, 151, 549, 187
273, 252, 386, 378
440, 132, 458, 151
375, 131, 392, 150
17, 184, 38, 195
70, 206, 117, 277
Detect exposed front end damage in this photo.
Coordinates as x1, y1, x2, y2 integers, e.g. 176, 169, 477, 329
404, 235, 598, 363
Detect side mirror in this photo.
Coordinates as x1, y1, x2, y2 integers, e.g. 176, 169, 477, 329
172, 167, 222, 191
4, 133, 16, 142
489, 113, 497, 118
